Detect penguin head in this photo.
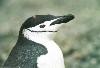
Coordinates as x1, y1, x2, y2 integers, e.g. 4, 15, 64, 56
20, 14, 74, 39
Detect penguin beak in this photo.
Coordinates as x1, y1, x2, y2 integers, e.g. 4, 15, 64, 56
50, 14, 75, 25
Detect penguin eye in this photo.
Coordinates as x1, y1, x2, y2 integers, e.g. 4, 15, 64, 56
39, 24, 46, 28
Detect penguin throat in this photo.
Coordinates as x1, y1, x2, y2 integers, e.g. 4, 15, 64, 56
23, 29, 56, 43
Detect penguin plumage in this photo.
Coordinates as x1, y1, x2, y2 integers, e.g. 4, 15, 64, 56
3, 14, 74, 68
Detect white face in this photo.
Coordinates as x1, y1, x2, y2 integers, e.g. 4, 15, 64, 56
23, 18, 63, 40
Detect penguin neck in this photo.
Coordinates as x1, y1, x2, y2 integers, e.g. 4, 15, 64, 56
22, 30, 55, 45
27, 33, 53, 45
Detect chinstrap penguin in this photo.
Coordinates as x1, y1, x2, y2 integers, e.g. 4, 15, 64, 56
3, 14, 75, 68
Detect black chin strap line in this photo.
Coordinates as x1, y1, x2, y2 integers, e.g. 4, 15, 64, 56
27, 29, 57, 32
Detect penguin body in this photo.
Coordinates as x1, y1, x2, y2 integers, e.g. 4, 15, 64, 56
4, 37, 47, 68
3, 14, 74, 68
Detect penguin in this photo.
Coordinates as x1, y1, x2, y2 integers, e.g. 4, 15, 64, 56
3, 14, 74, 68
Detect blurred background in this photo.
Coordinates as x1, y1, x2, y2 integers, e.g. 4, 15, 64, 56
0, 0, 100, 68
